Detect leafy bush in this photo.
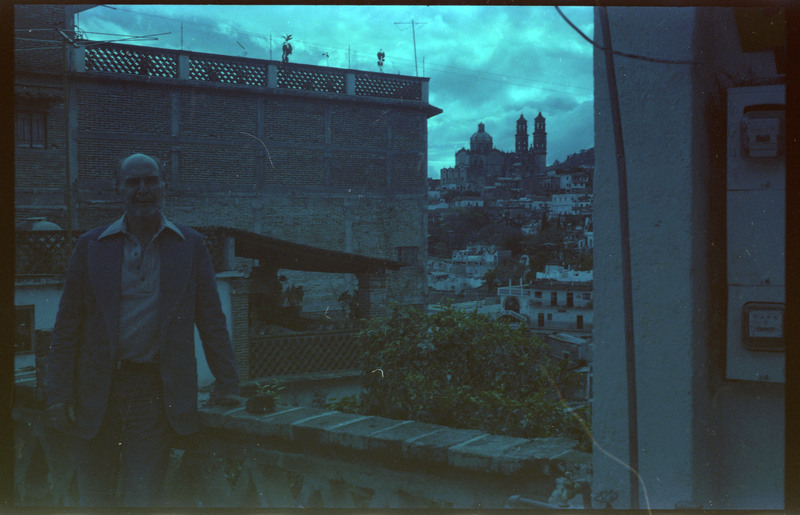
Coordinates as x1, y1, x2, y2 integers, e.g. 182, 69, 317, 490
330, 304, 590, 449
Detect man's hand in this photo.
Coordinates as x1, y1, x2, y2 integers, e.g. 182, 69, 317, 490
208, 392, 240, 407
46, 402, 75, 427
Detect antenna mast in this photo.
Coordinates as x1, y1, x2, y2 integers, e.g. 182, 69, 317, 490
394, 18, 426, 76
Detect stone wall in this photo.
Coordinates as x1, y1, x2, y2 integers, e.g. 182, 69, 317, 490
12, 384, 591, 508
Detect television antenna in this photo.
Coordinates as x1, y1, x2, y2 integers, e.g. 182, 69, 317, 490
394, 19, 426, 76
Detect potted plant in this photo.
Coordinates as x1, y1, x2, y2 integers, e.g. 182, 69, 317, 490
245, 380, 285, 414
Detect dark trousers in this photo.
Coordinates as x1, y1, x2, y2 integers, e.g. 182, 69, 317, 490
70, 362, 173, 507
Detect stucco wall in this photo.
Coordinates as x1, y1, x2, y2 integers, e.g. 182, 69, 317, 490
593, 6, 784, 509
14, 278, 64, 332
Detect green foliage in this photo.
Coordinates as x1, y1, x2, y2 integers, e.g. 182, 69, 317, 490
323, 394, 360, 413
256, 379, 285, 400
428, 207, 526, 259
346, 304, 590, 448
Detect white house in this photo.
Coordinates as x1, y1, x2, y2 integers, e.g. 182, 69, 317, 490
496, 267, 593, 333
453, 198, 484, 208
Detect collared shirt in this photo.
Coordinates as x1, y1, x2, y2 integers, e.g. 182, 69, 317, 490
99, 214, 185, 363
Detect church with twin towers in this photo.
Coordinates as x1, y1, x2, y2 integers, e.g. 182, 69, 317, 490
440, 112, 548, 194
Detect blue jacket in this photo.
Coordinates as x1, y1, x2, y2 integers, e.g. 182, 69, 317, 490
46, 223, 240, 438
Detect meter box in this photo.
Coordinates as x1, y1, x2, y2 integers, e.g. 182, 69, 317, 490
726, 84, 785, 383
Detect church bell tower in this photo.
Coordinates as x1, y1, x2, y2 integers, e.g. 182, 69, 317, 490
515, 114, 528, 154
532, 112, 547, 173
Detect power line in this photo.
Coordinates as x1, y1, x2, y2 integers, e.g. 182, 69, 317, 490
78, 6, 593, 93
424, 60, 592, 93
555, 5, 698, 66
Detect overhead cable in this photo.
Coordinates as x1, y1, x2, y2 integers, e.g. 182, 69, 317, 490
555, 5, 699, 66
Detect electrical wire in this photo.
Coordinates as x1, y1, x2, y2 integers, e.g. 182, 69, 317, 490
555, 5, 699, 66
79, 5, 593, 93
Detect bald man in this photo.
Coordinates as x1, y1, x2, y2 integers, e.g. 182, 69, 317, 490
46, 153, 240, 506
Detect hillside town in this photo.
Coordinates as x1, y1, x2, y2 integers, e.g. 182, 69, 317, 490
13, 4, 784, 511
426, 116, 594, 368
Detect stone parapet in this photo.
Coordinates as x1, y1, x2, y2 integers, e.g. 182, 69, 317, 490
12, 383, 592, 508
196, 403, 590, 481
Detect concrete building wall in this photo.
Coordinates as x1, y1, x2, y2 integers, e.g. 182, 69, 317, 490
15, 7, 438, 309
14, 278, 64, 332
593, 6, 784, 509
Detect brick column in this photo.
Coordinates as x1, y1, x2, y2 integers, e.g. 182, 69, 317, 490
356, 271, 387, 319
229, 276, 250, 381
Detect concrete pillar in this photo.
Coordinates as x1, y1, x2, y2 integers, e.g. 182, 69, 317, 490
345, 72, 355, 96
356, 271, 387, 319
267, 64, 278, 88
222, 236, 236, 271
592, 6, 784, 510
178, 53, 190, 80
71, 46, 85, 73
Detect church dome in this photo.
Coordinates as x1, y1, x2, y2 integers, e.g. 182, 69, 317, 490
470, 122, 493, 152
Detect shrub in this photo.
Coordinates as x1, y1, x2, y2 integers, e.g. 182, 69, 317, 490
330, 304, 590, 449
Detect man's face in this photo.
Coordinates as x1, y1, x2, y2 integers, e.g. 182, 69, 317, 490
118, 159, 165, 222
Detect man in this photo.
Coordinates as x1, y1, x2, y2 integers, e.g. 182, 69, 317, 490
46, 153, 240, 506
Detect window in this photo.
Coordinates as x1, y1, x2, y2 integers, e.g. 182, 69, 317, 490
577, 314, 584, 329
547, 313, 553, 320
15, 306, 35, 353
15, 110, 47, 148
551, 291, 558, 306
538, 313, 545, 327
534, 291, 542, 298
567, 292, 574, 307
582, 292, 591, 300
396, 246, 419, 266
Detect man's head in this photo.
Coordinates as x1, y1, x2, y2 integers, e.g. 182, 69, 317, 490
117, 153, 165, 223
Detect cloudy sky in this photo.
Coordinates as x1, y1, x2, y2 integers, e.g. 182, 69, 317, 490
76, 5, 594, 178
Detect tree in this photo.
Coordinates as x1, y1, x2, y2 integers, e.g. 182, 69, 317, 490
329, 304, 590, 448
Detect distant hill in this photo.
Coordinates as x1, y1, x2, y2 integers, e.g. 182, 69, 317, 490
549, 147, 594, 170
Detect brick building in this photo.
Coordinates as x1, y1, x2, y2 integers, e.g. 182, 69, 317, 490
15, 5, 442, 315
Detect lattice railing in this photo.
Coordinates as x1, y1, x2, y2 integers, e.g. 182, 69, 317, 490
355, 74, 422, 100
250, 331, 359, 378
189, 57, 268, 86
85, 44, 178, 78
277, 66, 346, 93
15, 228, 230, 275
15, 231, 81, 275
80, 43, 424, 101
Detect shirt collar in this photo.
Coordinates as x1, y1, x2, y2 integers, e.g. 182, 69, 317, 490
98, 214, 185, 241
